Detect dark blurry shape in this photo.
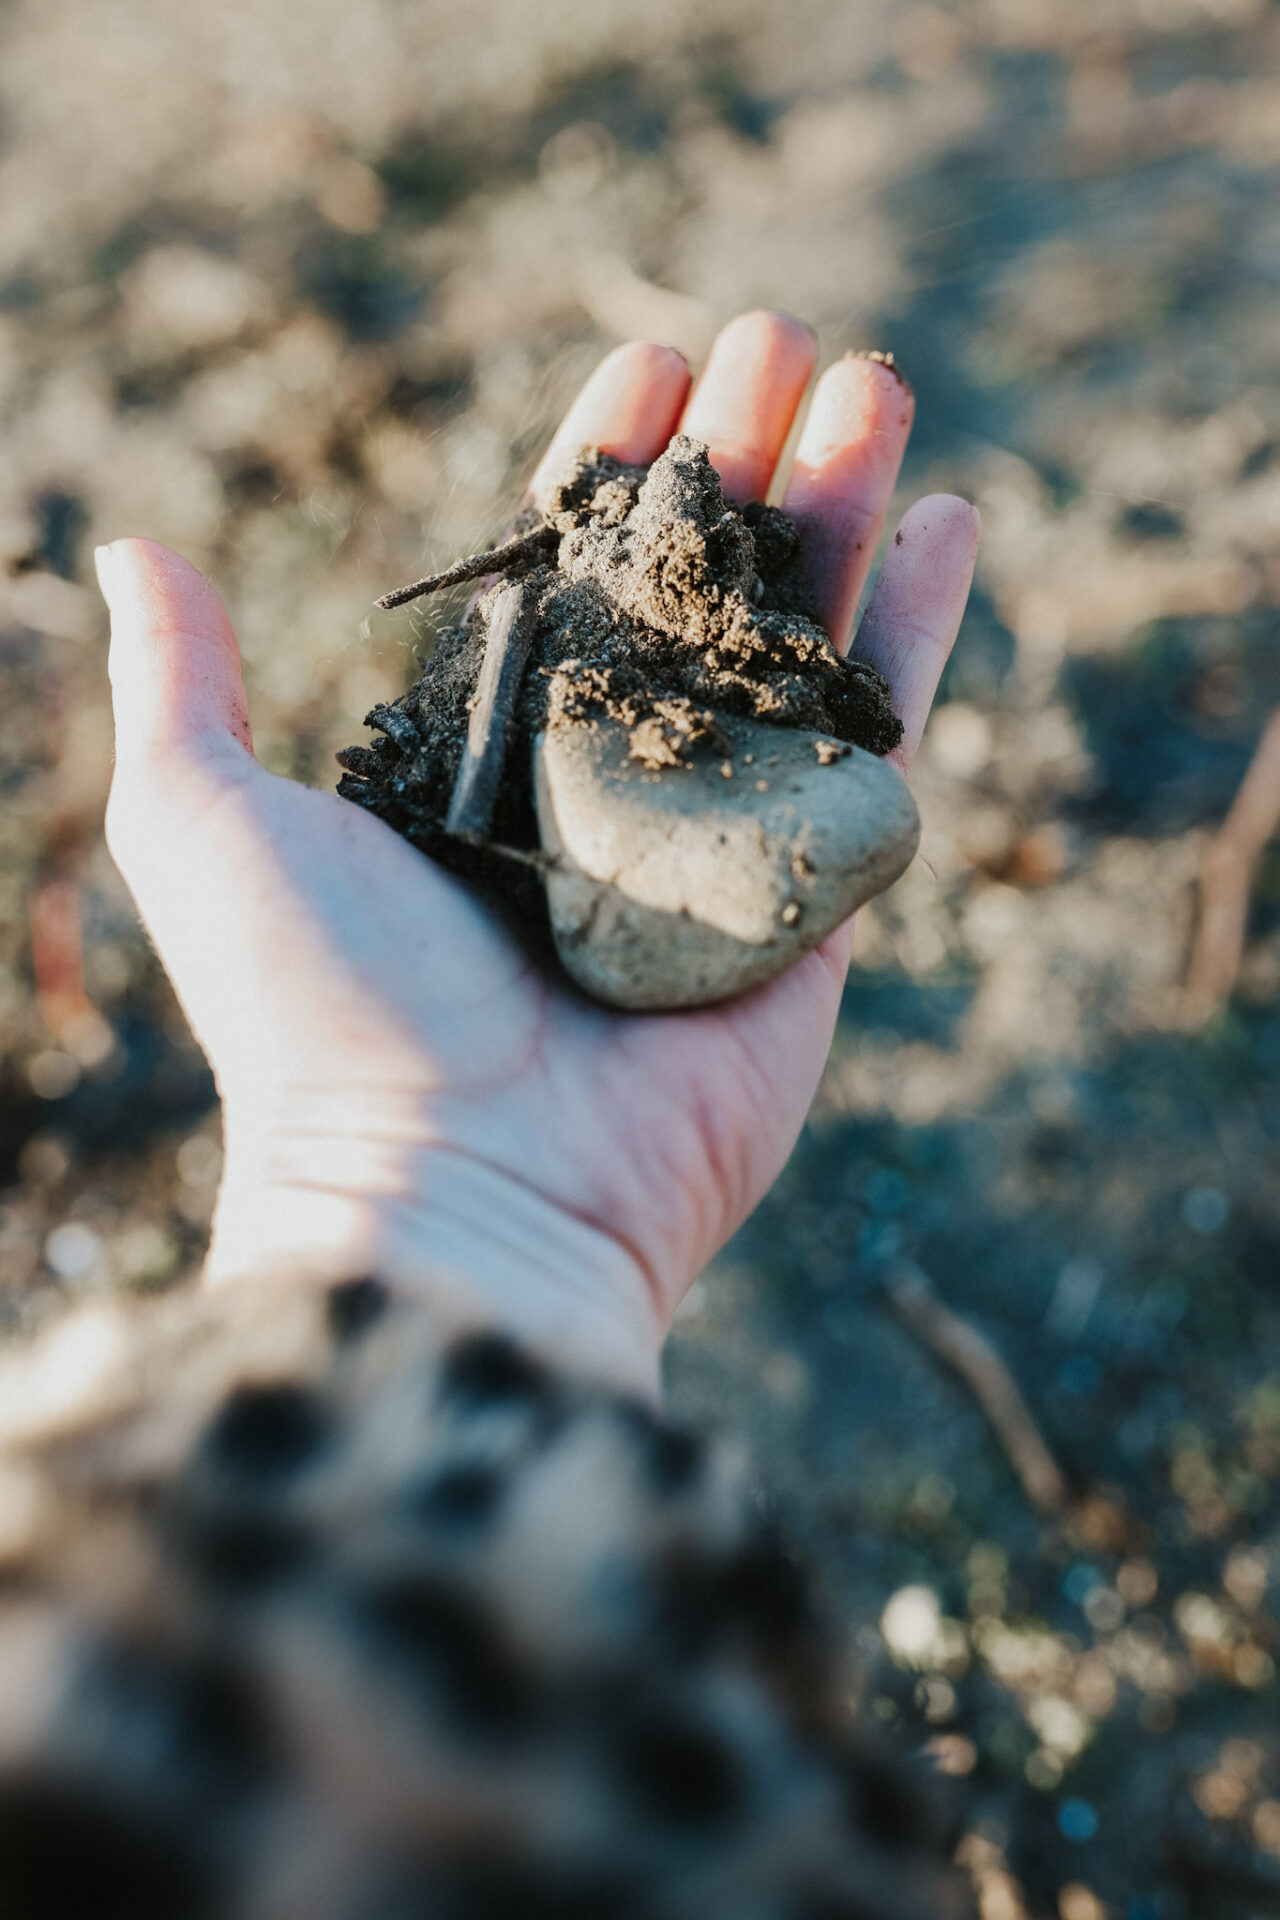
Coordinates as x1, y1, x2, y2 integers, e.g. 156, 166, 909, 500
693, 40, 783, 144
0, 1771, 217, 1920
1063, 622, 1270, 837
376, 125, 479, 221
883, 1261, 1069, 1515
409, 1461, 505, 1532
0, 271, 41, 313
27, 490, 89, 581
529, 60, 670, 160
614, 1397, 705, 1495
615, 1702, 745, 1827
1185, 706, 1280, 1023
385, 365, 473, 423
80, 1635, 281, 1802
933, 587, 1015, 705
326, 1274, 390, 1343
0, 1004, 215, 1185
846, 972, 977, 1044
392, 1854, 644, 1920
175, 1506, 319, 1594
201, 1381, 334, 1481
1118, 500, 1185, 543
220, 459, 285, 507
295, 232, 423, 342
360, 1570, 541, 1740
842, 1745, 964, 1855
439, 1329, 553, 1412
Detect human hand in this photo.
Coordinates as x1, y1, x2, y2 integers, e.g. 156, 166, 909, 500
97, 311, 978, 1394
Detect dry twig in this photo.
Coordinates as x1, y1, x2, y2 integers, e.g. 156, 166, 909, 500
1185, 705, 1280, 1021
883, 1261, 1069, 1516
374, 525, 557, 611
445, 581, 537, 839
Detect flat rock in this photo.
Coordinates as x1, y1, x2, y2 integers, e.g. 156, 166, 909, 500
535, 714, 920, 1011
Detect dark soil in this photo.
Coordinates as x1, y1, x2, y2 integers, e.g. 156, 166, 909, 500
335, 434, 901, 926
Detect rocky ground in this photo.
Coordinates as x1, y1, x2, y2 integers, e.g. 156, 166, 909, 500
2, 0, 1280, 1912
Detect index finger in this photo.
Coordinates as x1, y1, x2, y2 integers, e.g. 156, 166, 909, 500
531, 342, 691, 495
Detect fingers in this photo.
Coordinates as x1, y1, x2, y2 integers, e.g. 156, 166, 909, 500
531, 341, 691, 494
678, 310, 817, 502
853, 494, 981, 768
782, 355, 915, 652
97, 539, 255, 775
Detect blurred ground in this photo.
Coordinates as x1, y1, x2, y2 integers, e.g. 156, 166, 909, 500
2, 0, 1280, 1912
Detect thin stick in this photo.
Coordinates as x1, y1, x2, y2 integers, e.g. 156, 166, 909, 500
1185, 705, 1280, 1021
445, 581, 537, 839
374, 525, 557, 611
883, 1262, 1069, 1516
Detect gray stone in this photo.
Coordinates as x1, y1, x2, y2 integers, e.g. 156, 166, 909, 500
535, 715, 920, 1011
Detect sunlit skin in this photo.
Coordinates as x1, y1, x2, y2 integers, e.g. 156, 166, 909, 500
96, 311, 979, 1394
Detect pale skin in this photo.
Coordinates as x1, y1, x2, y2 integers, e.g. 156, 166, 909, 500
96, 311, 979, 1396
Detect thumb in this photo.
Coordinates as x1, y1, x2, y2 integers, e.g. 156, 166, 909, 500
95, 539, 268, 1016
96, 538, 256, 778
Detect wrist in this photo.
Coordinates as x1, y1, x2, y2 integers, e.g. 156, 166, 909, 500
205, 1120, 664, 1398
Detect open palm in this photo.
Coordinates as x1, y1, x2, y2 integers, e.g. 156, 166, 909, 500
99, 312, 978, 1393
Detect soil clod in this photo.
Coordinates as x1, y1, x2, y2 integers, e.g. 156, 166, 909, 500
340, 435, 915, 1006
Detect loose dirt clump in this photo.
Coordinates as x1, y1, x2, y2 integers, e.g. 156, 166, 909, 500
336, 433, 901, 927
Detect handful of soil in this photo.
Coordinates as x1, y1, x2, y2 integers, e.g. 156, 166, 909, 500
337, 435, 917, 1009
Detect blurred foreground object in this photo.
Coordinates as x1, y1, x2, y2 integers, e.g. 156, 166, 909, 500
0, 1271, 974, 1919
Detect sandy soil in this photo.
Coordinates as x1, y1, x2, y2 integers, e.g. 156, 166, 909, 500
2, 0, 1280, 1911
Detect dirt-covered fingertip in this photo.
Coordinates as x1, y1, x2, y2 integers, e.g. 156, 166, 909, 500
845, 347, 914, 395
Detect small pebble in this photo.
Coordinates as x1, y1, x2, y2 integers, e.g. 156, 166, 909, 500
719, 761, 734, 779
756, 779, 769, 792
781, 902, 801, 926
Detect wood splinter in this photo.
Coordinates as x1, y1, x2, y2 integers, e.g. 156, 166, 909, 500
883, 1260, 1069, 1516
375, 525, 558, 611
445, 580, 538, 840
